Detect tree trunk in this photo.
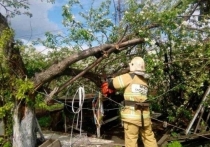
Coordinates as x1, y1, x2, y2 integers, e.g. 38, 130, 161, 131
0, 12, 35, 147
13, 105, 37, 147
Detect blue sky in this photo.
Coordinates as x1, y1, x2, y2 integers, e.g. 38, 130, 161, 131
9, 1, 113, 41
2, 0, 115, 52
48, 0, 66, 29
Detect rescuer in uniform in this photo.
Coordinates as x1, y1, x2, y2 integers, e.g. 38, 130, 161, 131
101, 57, 158, 147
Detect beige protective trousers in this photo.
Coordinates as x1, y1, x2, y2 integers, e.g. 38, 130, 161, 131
124, 122, 158, 147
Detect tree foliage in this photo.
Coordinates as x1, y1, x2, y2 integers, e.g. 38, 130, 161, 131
38, 0, 210, 124
0, 0, 210, 146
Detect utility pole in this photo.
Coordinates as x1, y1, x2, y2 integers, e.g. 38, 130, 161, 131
113, 0, 123, 25
118, 0, 122, 22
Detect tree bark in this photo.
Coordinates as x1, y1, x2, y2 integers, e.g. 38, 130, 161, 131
34, 38, 145, 90
0, 13, 37, 147
13, 105, 37, 147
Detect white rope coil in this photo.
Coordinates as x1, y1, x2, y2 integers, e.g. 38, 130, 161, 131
72, 86, 85, 114
70, 86, 86, 146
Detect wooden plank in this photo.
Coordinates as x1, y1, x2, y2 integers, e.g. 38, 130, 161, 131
39, 139, 53, 147
205, 110, 210, 130
97, 126, 101, 138
47, 140, 61, 147
39, 139, 61, 147
168, 131, 210, 142
157, 134, 169, 146
0, 120, 4, 136
103, 116, 119, 125
185, 86, 210, 134
194, 107, 205, 133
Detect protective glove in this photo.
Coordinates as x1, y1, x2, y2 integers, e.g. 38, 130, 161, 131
101, 82, 115, 97
101, 82, 108, 96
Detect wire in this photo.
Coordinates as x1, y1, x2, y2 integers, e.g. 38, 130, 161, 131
25, 19, 32, 45
37, 81, 210, 142
51, 93, 210, 141
152, 117, 210, 140
16, 28, 66, 38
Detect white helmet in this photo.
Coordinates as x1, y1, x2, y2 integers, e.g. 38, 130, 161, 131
129, 57, 145, 72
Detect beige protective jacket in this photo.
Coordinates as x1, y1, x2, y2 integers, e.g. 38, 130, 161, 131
110, 72, 151, 126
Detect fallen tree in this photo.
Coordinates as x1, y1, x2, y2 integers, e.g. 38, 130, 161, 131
0, 0, 210, 147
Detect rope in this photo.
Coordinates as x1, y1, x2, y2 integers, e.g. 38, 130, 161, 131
92, 93, 100, 126
71, 87, 85, 114
69, 86, 85, 146
92, 92, 104, 137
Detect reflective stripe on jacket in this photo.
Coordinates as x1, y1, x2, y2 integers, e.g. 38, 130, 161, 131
111, 72, 151, 126
112, 72, 148, 102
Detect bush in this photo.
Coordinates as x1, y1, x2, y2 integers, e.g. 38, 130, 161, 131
167, 141, 182, 147
38, 116, 52, 128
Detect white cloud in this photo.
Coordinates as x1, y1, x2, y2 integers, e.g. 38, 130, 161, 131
8, 0, 61, 41
34, 44, 51, 54
19, 38, 52, 54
